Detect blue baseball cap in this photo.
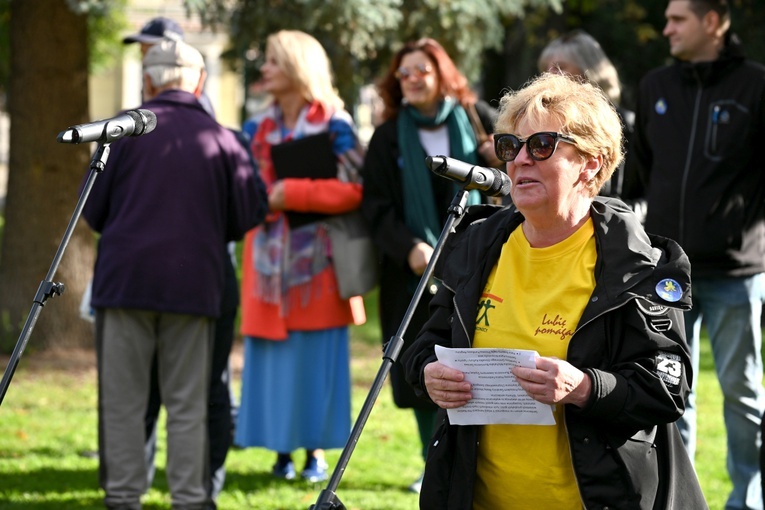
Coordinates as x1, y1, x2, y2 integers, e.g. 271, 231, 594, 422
123, 17, 184, 45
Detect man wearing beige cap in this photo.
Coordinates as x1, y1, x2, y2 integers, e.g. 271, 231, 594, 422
123, 17, 215, 117
141, 39, 206, 101
83, 39, 266, 510
123, 19, 235, 507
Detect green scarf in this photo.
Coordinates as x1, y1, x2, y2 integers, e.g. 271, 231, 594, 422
398, 98, 481, 247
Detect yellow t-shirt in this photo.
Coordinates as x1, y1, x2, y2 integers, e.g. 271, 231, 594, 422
471, 219, 596, 510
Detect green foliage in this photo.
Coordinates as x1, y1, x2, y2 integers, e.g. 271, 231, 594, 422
397, 0, 518, 80
86, 0, 128, 74
179, 0, 764, 117
541, 0, 669, 108
186, 0, 565, 111
197, 0, 403, 108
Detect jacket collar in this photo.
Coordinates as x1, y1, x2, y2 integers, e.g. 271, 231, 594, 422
442, 198, 691, 337
676, 31, 746, 86
581, 198, 692, 327
145, 89, 209, 112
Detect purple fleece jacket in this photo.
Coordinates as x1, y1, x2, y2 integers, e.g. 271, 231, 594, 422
83, 90, 266, 318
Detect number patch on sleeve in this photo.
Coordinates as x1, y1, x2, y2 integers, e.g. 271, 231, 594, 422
656, 352, 682, 388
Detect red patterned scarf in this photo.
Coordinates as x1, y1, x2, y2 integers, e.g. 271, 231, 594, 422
249, 101, 334, 312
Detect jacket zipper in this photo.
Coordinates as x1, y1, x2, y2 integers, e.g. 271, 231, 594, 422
563, 416, 589, 510
445, 281, 474, 348
678, 72, 703, 246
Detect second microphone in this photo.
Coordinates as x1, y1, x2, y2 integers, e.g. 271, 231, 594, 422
427, 155, 511, 197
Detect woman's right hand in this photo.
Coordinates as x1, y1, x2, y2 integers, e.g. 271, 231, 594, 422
268, 180, 286, 211
408, 242, 433, 275
424, 361, 472, 409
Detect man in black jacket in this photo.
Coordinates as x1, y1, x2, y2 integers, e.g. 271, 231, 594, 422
628, 2, 765, 508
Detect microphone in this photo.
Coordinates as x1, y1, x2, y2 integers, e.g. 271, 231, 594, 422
57, 109, 158, 144
427, 155, 511, 197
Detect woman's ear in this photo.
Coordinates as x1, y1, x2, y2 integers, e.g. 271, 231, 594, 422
581, 154, 603, 184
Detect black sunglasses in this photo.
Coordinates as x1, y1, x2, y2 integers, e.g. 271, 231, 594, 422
494, 132, 576, 162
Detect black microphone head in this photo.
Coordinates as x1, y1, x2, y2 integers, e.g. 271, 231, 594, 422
127, 109, 157, 136
486, 167, 512, 197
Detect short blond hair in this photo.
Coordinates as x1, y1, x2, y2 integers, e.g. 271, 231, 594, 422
495, 73, 624, 197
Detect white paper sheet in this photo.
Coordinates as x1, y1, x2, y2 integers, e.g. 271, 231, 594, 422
435, 345, 556, 426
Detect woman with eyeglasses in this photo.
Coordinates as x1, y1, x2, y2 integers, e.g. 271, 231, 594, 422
360, 37, 500, 493
402, 72, 707, 509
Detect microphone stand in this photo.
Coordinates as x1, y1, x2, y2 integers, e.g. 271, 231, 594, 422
0, 142, 111, 406
310, 187, 470, 510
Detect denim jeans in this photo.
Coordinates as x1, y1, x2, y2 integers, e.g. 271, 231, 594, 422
677, 274, 765, 510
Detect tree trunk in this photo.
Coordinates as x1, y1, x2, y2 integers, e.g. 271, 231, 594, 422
0, 0, 96, 353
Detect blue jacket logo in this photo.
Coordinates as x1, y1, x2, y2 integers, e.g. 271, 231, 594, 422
656, 278, 683, 302
655, 98, 668, 115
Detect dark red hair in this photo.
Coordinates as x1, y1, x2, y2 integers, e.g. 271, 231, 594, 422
377, 38, 477, 122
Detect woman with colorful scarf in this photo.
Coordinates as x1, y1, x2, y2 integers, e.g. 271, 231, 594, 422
360, 38, 501, 493
235, 30, 366, 484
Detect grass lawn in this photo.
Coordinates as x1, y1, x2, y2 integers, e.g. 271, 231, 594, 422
0, 290, 741, 509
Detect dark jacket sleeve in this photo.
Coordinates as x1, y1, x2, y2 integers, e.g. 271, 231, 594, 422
623, 77, 653, 199
224, 129, 268, 241
402, 282, 457, 400
361, 120, 423, 268
81, 145, 118, 234
473, 100, 499, 168
475, 99, 498, 134
575, 300, 690, 429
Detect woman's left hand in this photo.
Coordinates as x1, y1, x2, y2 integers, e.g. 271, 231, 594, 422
512, 357, 592, 408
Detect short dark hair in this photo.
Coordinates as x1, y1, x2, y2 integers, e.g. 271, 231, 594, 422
684, 0, 730, 27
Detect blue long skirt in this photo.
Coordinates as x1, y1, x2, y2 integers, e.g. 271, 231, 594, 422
234, 327, 351, 452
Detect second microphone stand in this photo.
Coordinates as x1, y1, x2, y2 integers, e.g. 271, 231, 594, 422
310, 187, 471, 510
